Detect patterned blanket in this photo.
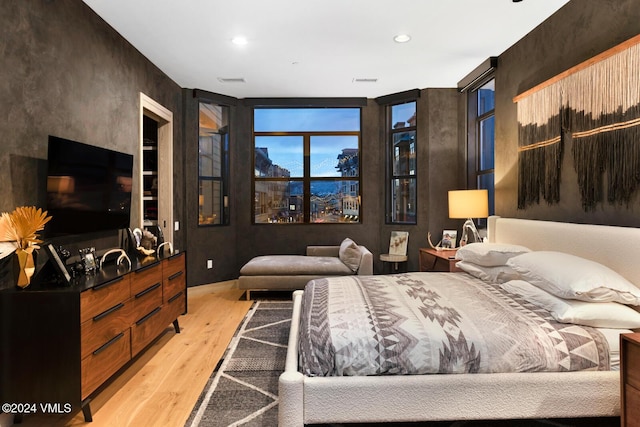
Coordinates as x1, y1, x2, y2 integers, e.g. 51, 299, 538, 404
299, 273, 610, 376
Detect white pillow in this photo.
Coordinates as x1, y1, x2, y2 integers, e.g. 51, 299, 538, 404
455, 242, 531, 267
456, 261, 520, 284
339, 238, 361, 272
501, 280, 640, 329
506, 251, 640, 305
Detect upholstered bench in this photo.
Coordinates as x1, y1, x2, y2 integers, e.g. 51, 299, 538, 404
238, 238, 373, 299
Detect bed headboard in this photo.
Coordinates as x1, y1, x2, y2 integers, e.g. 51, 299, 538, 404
487, 216, 640, 287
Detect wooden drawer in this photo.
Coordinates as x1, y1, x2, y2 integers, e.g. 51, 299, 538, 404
131, 282, 163, 323
80, 276, 131, 324
81, 328, 131, 400
624, 335, 640, 390
624, 384, 640, 427
163, 254, 185, 304
131, 305, 168, 356
130, 262, 162, 296
164, 290, 186, 325
81, 299, 132, 359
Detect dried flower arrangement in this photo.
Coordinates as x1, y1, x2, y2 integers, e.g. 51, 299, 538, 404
0, 206, 52, 250
0, 206, 52, 287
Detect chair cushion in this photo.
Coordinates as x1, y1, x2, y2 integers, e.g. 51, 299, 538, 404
240, 255, 353, 276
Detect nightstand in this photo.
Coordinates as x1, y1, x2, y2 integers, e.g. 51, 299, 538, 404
621, 332, 640, 426
380, 253, 408, 274
418, 248, 461, 272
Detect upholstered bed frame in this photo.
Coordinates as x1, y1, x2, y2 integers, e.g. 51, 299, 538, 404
279, 216, 640, 426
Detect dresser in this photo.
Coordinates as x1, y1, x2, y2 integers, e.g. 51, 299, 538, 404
621, 332, 640, 426
0, 251, 186, 423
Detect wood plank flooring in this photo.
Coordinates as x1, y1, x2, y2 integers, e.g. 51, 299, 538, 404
18, 281, 252, 427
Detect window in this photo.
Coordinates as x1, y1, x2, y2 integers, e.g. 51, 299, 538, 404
387, 101, 417, 224
468, 79, 495, 219
198, 102, 229, 225
253, 108, 361, 224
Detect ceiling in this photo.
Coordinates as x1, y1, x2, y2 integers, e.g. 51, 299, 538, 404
82, 0, 570, 99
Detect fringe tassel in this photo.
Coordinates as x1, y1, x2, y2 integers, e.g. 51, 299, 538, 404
517, 130, 564, 209
516, 42, 640, 211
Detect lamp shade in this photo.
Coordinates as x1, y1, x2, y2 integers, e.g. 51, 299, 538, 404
448, 189, 489, 219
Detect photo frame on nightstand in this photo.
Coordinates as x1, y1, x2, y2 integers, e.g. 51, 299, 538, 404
389, 231, 409, 256
441, 230, 457, 249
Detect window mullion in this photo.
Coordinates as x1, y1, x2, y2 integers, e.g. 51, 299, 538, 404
303, 134, 311, 223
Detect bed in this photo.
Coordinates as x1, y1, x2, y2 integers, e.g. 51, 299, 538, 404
279, 216, 640, 426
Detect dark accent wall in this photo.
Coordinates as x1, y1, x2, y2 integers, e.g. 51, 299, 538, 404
0, 0, 184, 288
494, 0, 640, 226
9, 1, 639, 287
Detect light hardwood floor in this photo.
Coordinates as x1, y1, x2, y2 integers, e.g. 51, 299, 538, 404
19, 281, 253, 427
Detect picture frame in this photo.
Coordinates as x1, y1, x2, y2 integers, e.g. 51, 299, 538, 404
441, 229, 457, 249
79, 247, 97, 273
44, 243, 71, 284
389, 231, 409, 256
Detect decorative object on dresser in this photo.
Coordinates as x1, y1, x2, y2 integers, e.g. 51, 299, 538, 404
0, 206, 52, 288
0, 251, 187, 424
448, 189, 489, 245
621, 332, 640, 426
418, 247, 460, 272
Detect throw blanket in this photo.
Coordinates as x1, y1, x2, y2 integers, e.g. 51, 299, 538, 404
299, 273, 610, 376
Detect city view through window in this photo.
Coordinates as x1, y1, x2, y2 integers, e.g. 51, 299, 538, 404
253, 108, 361, 223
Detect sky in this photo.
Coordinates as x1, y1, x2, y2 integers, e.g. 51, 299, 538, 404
254, 108, 360, 177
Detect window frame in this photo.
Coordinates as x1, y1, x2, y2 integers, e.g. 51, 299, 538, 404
198, 100, 230, 226
251, 106, 363, 224
466, 77, 496, 224
385, 100, 418, 225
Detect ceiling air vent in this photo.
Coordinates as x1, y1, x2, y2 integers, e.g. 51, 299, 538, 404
217, 77, 246, 83
353, 78, 378, 83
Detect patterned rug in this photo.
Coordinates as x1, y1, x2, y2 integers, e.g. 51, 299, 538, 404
185, 300, 293, 427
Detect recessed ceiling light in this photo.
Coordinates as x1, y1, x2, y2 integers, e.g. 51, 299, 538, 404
394, 34, 411, 43
231, 36, 248, 45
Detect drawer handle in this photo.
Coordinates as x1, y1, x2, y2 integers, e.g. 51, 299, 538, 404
92, 276, 124, 291
93, 332, 124, 356
168, 291, 183, 303
134, 282, 161, 299
168, 271, 183, 281
136, 306, 162, 326
93, 302, 125, 322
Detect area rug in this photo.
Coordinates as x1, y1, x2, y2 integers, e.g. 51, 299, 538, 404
185, 300, 293, 427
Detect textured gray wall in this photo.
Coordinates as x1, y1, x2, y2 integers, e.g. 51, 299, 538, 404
0, 0, 184, 286
495, 0, 640, 226
5, 0, 640, 287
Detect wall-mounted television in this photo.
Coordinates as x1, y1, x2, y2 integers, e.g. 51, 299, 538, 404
45, 135, 134, 237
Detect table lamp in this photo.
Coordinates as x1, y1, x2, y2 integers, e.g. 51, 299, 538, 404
448, 189, 489, 244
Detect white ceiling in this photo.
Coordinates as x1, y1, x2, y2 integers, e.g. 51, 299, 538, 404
82, 0, 569, 99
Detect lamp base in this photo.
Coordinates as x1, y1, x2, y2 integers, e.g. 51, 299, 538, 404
461, 218, 482, 245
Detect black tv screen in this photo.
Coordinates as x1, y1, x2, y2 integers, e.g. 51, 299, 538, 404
45, 135, 134, 237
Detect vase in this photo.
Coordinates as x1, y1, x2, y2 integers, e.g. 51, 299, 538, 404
14, 248, 36, 288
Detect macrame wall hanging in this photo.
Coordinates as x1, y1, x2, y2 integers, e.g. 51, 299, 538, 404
514, 34, 640, 211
